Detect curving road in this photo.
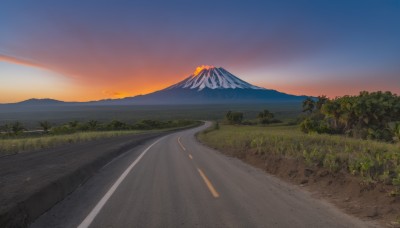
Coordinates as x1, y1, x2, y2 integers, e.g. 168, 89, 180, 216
32, 122, 376, 228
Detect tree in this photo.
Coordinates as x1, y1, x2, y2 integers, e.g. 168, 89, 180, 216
316, 95, 328, 111
87, 120, 99, 130
225, 111, 232, 121
39, 121, 51, 133
393, 122, 400, 142
258, 109, 274, 119
321, 100, 342, 130
108, 120, 128, 130
11, 122, 25, 135
302, 91, 400, 141
0, 124, 12, 135
225, 111, 244, 124
302, 97, 315, 114
68, 120, 79, 128
257, 109, 274, 124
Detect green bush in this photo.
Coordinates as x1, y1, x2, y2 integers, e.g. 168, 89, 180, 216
225, 111, 244, 124
303, 148, 325, 166
108, 120, 129, 130
300, 91, 400, 142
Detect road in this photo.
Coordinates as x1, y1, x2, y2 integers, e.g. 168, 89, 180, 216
32, 122, 376, 228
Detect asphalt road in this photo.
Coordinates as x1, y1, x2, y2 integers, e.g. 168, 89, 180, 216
32, 122, 377, 228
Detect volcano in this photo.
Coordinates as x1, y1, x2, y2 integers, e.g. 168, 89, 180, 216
8, 65, 307, 106
166, 65, 264, 91
98, 65, 307, 105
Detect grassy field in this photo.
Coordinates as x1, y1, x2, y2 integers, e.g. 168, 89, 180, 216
0, 122, 199, 156
0, 130, 146, 156
198, 124, 400, 190
0, 103, 301, 129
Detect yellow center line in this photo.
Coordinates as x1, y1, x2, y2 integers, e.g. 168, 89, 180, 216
177, 136, 186, 151
177, 136, 218, 198
197, 168, 220, 198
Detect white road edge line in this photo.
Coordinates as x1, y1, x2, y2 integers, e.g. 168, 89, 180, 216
177, 136, 186, 151
77, 137, 164, 228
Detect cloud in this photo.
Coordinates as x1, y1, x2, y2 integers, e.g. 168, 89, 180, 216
0, 0, 330, 87
101, 90, 130, 99
0, 54, 48, 70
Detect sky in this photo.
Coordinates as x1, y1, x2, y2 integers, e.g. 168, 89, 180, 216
0, 0, 399, 103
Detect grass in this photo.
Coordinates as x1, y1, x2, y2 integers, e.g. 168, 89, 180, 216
0, 121, 200, 156
198, 124, 400, 189
0, 130, 145, 156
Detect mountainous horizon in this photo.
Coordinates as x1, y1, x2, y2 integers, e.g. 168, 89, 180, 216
4, 65, 308, 105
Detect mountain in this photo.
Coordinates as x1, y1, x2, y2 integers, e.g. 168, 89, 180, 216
166, 65, 263, 91
12, 98, 66, 105
3, 66, 308, 106
102, 65, 307, 104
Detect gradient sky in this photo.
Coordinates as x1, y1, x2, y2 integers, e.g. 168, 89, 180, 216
1, 0, 399, 103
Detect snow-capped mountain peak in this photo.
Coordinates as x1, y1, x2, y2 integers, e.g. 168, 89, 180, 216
167, 65, 264, 91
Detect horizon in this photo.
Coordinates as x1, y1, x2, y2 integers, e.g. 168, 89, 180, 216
3, 65, 398, 104
1, 0, 400, 103
1, 65, 304, 104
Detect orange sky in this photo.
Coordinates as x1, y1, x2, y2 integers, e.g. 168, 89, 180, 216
1, 55, 398, 103
1, 1, 399, 103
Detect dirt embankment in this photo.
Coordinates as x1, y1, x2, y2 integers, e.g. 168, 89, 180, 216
211, 147, 400, 227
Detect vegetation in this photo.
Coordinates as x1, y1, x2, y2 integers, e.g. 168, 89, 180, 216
1, 119, 197, 137
0, 130, 142, 156
198, 124, 400, 191
39, 121, 51, 133
197, 92, 400, 221
0, 103, 302, 129
223, 109, 282, 126
0, 119, 199, 155
300, 91, 400, 142
225, 111, 244, 124
11, 122, 25, 135
87, 120, 99, 130
0, 124, 11, 135
0, 122, 26, 136
257, 109, 282, 124
215, 121, 220, 130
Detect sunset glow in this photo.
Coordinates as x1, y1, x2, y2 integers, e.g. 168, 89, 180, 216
0, 1, 399, 103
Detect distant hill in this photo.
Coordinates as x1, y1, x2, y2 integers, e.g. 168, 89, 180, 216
13, 98, 65, 105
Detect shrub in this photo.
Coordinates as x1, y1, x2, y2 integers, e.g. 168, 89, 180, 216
39, 121, 51, 133
108, 120, 129, 130
51, 125, 76, 134
303, 148, 325, 166
225, 111, 244, 124
300, 117, 319, 134
11, 122, 25, 135
250, 136, 266, 154
300, 91, 400, 142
